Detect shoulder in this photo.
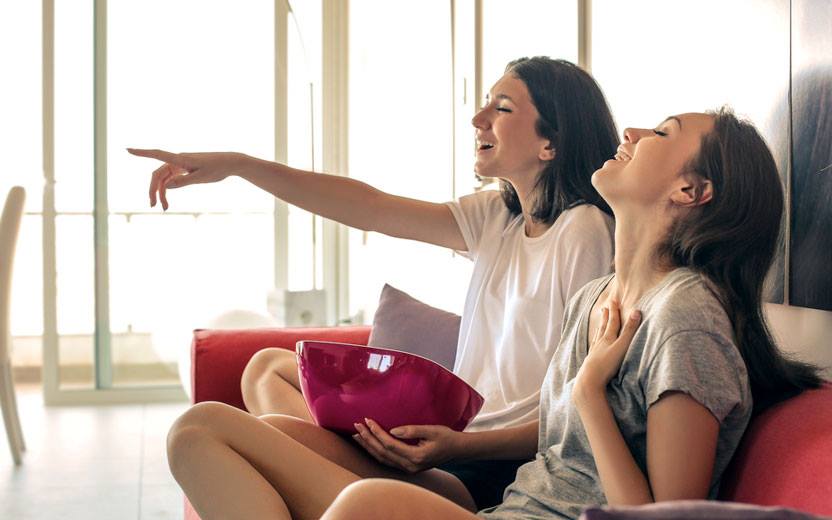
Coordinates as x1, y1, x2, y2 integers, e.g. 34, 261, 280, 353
634, 271, 752, 414
449, 189, 515, 231
640, 269, 745, 374
554, 203, 614, 238
547, 204, 614, 258
568, 273, 614, 310
455, 189, 506, 213
649, 269, 732, 335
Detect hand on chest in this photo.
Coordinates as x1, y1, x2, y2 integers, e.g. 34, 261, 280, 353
586, 287, 642, 356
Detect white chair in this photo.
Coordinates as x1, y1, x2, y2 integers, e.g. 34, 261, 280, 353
0, 186, 26, 465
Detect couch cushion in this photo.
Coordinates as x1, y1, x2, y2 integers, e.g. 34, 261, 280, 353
580, 500, 825, 519
719, 383, 832, 516
368, 284, 461, 370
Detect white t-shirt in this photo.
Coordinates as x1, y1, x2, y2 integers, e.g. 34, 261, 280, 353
446, 190, 614, 431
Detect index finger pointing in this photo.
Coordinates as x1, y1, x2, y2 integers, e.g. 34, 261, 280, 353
127, 148, 182, 165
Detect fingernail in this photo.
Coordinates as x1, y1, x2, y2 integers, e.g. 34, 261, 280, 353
353, 423, 361, 430
631, 311, 641, 320
390, 428, 403, 436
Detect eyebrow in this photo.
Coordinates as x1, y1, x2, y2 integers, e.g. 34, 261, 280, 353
662, 116, 683, 130
486, 93, 515, 104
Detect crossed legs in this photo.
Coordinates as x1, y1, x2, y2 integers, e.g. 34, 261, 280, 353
167, 402, 477, 520
323, 479, 479, 520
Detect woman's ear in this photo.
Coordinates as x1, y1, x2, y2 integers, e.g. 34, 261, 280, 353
539, 143, 556, 162
671, 177, 713, 207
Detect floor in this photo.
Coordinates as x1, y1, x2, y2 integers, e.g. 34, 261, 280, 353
0, 385, 189, 520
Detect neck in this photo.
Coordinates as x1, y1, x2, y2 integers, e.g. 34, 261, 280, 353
511, 173, 551, 238
610, 212, 673, 307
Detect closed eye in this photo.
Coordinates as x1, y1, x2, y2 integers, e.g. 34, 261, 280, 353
653, 129, 668, 137
496, 106, 512, 113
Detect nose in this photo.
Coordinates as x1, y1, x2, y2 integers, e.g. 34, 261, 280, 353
623, 127, 653, 144
471, 106, 490, 129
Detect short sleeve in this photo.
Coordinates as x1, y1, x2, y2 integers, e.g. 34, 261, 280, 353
642, 330, 747, 423
444, 190, 506, 260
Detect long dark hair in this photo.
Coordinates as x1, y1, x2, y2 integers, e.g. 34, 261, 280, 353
500, 57, 618, 223
659, 108, 824, 414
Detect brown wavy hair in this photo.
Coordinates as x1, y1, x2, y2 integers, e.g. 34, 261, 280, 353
658, 108, 825, 414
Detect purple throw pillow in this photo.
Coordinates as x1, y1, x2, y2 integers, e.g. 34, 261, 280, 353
580, 500, 825, 520
367, 284, 460, 371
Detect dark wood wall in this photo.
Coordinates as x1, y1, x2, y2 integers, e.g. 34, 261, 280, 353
789, 0, 832, 310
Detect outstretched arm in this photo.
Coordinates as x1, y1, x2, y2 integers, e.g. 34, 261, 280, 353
128, 148, 467, 251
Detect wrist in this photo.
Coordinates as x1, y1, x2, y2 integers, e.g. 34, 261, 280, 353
232, 153, 259, 179
572, 380, 608, 410
448, 430, 470, 459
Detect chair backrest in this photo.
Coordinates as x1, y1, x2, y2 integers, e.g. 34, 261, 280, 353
719, 383, 832, 516
0, 186, 26, 360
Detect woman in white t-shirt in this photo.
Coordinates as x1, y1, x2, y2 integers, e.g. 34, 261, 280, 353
137, 57, 620, 516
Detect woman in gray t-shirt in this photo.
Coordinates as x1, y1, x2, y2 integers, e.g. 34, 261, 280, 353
319, 109, 823, 520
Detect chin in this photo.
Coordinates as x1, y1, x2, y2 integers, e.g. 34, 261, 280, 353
592, 159, 627, 184
590, 164, 612, 189
591, 168, 620, 202
474, 163, 494, 178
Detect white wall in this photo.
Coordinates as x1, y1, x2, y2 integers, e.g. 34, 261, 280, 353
766, 304, 832, 379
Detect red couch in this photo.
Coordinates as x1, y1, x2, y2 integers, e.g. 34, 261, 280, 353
184, 327, 832, 519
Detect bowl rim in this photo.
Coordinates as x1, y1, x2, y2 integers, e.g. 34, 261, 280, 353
294, 339, 483, 401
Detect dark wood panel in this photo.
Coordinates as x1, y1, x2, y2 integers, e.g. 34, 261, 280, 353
789, 0, 832, 310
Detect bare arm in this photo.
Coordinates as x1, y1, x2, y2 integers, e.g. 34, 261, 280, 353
452, 419, 539, 461
645, 392, 719, 501
575, 390, 718, 505
128, 148, 467, 251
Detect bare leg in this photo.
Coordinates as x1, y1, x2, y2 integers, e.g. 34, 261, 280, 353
259, 413, 477, 511
167, 401, 361, 520
261, 415, 476, 511
240, 347, 312, 420
322, 479, 479, 520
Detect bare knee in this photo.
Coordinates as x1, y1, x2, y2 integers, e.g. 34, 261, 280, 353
167, 402, 224, 475
259, 413, 309, 437
241, 348, 296, 390
323, 479, 402, 520
241, 348, 278, 385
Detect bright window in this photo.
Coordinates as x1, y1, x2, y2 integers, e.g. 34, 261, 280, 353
481, 0, 579, 96
105, 0, 276, 387
347, 0, 470, 318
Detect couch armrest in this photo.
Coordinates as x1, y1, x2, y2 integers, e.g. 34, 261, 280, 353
719, 383, 832, 516
190, 326, 372, 410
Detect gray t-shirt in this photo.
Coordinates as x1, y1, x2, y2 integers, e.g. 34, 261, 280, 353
480, 268, 752, 520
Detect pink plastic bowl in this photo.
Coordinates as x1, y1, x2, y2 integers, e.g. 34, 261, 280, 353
296, 340, 484, 436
